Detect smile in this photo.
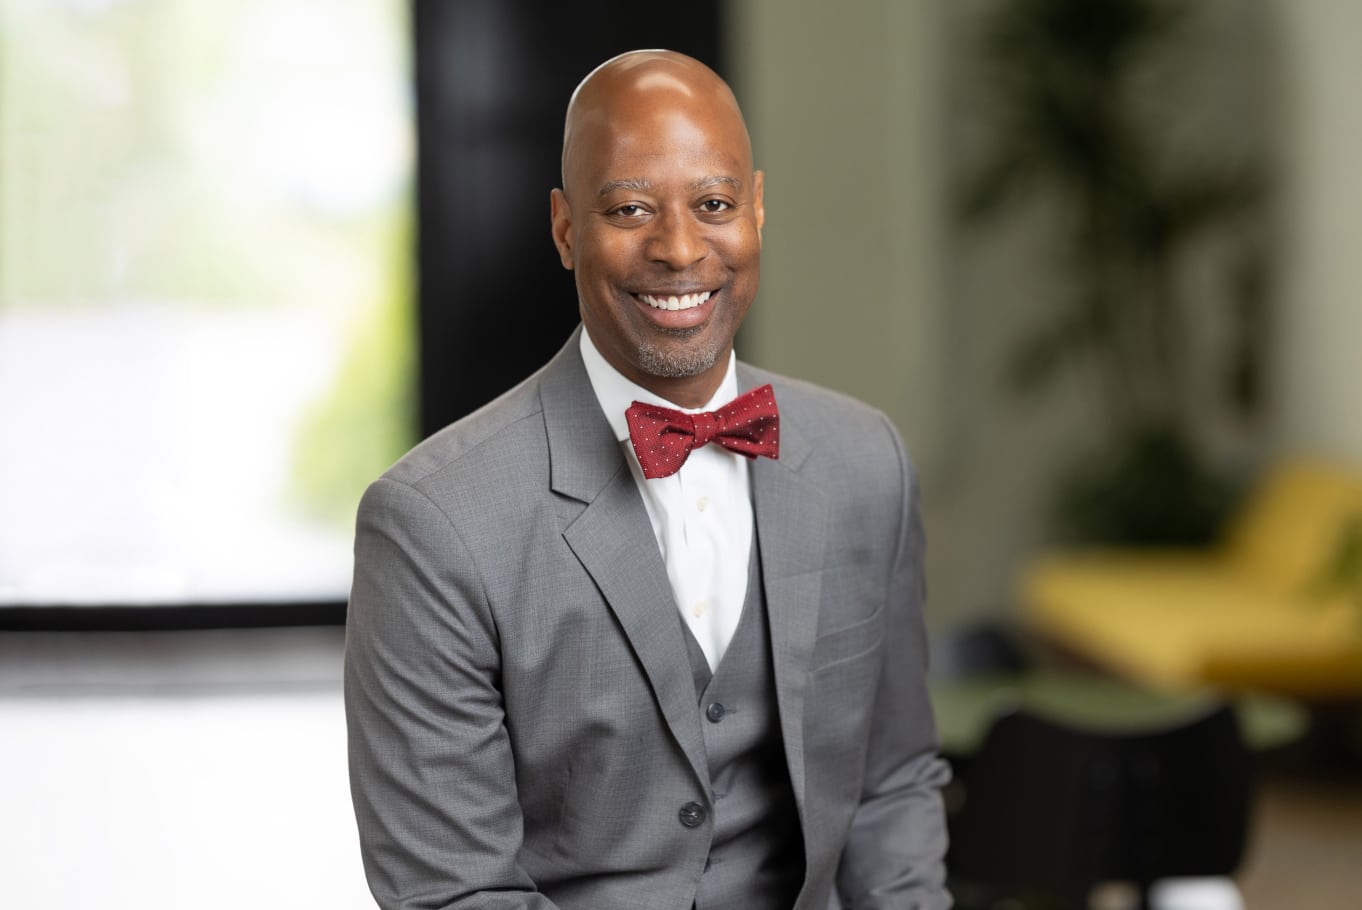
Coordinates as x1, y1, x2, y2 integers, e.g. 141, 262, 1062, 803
637, 291, 712, 312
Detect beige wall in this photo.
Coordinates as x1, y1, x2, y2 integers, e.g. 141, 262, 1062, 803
1274, 1, 1362, 461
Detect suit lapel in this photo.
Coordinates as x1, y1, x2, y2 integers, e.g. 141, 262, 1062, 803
743, 367, 828, 832
537, 340, 831, 808
541, 332, 710, 788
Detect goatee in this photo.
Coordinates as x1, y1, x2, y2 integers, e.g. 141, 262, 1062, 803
635, 328, 722, 379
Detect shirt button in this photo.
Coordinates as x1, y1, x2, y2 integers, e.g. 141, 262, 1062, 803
692, 600, 708, 618
696, 495, 709, 512
678, 801, 707, 828
705, 702, 726, 723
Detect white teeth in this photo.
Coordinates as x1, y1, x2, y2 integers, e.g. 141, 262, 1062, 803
641, 291, 711, 311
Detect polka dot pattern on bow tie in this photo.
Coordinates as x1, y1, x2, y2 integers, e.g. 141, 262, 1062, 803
625, 384, 780, 479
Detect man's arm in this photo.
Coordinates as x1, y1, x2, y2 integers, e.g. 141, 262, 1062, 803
345, 476, 561, 910
835, 417, 952, 909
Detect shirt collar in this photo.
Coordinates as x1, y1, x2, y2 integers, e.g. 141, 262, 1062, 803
579, 326, 740, 443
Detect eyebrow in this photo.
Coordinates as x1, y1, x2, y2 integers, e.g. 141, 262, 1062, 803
595, 175, 743, 199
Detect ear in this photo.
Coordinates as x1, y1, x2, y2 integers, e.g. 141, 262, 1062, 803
752, 170, 765, 243
550, 188, 575, 269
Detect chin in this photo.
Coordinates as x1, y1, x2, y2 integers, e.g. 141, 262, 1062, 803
635, 338, 723, 379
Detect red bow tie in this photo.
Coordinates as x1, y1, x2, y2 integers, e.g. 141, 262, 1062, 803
625, 384, 780, 480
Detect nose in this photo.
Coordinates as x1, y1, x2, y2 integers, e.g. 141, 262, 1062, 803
645, 210, 708, 269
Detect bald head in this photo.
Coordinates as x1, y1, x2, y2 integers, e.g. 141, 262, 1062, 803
561, 50, 753, 196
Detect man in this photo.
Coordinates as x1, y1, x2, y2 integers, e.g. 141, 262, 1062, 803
345, 49, 950, 910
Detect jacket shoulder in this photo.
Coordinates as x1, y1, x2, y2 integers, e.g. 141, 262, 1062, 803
380, 369, 548, 492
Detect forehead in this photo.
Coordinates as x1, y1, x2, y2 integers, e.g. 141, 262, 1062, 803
572, 102, 750, 195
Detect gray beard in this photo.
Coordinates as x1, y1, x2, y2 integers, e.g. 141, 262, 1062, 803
635, 331, 722, 379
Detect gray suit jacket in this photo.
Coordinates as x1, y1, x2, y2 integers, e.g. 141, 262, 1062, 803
345, 329, 950, 910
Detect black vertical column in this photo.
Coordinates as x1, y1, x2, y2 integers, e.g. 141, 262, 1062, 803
414, 0, 723, 437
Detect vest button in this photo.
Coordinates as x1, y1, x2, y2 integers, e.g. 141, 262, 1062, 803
705, 702, 726, 723
678, 801, 707, 828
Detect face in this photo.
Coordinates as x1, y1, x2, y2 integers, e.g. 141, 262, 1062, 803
551, 81, 764, 405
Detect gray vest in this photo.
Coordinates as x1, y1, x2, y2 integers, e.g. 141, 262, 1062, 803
680, 544, 804, 910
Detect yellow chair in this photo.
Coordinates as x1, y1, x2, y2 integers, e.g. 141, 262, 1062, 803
1021, 459, 1362, 697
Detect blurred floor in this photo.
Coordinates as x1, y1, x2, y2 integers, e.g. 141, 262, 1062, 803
1238, 765, 1362, 909
0, 627, 371, 910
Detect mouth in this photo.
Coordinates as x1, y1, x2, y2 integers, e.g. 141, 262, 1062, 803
635, 290, 714, 312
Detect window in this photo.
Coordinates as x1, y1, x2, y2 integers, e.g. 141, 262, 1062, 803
0, 0, 416, 615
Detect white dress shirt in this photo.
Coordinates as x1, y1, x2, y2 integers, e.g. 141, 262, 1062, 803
579, 329, 754, 671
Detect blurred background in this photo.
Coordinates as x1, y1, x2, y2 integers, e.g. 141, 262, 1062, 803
2, 0, 1359, 907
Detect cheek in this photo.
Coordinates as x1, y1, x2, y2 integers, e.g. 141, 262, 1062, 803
728, 217, 762, 250
578, 226, 638, 266
718, 229, 762, 272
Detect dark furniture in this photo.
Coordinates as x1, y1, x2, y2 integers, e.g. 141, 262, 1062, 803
947, 703, 1252, 910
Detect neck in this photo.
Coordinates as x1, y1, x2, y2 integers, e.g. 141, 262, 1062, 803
638, 371, 726, 409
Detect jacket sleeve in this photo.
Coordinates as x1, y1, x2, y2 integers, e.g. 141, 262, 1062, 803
344, 476, 562, 910
834, 416, 952, 909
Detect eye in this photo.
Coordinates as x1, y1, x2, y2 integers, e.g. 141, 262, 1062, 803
609, 203, 647, 218
699, 199, 732, 214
